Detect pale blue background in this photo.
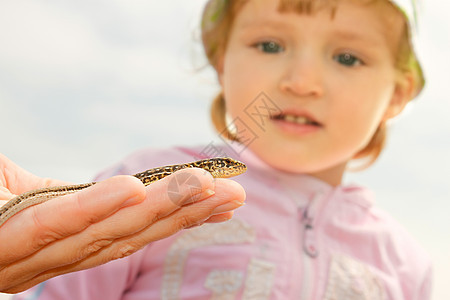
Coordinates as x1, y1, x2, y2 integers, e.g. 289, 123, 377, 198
0, 0, 449, 299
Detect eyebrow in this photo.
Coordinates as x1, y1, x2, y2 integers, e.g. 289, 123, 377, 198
239, 21, 379, 40
237, 18, 384, 47
238, 19, 294, 30
333, 31, 369, 41
331, 30, 383, 46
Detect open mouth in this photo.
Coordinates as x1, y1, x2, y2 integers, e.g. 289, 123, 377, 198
271, 113, 322, 127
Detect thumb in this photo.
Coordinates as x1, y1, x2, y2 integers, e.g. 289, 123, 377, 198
0, 153, 69, 195
0, 186, 17, 202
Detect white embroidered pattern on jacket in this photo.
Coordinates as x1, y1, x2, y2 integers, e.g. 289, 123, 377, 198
161, 218, 255, 300
242, 258, 276, 300
324, 254, 386, 300
205, 270, 244, 300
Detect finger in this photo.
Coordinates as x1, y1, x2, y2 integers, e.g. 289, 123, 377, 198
1, 168, 217, 272
2, 178, 245, 293
0, 175, 146, 265
0, 186, 16, 201
184, 212, 236, 229
0, 168, 218, 288
137, 167, 217, 218
66, 178, 244, 259
203, 211, 235, 223
70, 178, 245, 263
0, 153, 69, 194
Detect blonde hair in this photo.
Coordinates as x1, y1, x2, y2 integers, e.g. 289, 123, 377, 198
201, 0, 424, 169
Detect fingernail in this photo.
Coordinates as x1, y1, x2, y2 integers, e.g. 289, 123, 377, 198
203, 189, 215, 198
212, 200, 245, 214
209, 214, 233, 223
185, 220, 207, 229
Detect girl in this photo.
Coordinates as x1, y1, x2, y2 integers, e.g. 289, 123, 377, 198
16, 0, 432, 299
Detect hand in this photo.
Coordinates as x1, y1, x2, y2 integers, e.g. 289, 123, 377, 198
0, 154, 245, 293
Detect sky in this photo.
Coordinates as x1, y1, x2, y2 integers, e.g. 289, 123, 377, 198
0, 0, 449, 299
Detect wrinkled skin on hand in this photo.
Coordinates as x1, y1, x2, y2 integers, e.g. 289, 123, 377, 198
0, 154, 245, 293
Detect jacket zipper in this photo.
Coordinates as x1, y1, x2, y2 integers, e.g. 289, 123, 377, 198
299, 192, 322, 300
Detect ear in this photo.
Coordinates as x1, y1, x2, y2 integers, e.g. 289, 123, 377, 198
383, 72, 415, 120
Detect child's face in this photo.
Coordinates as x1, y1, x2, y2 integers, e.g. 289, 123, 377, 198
219, 0, 409, 185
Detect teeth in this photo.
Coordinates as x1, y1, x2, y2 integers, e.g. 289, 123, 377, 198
285, 115, 297, 123
279, 114, 314, 125
295, 116, 309, 124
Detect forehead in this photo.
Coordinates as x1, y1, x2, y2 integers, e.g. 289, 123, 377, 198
235, 0, 400, 25
233, 0, 403, 47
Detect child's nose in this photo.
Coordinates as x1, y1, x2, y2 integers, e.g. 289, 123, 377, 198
278, 54, 324, 98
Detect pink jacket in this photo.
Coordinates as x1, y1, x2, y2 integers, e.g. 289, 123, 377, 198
15, 145, 432, 300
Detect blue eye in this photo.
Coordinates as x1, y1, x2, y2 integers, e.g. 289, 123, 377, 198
255, 41, 284, 54
334, 53, 362, 67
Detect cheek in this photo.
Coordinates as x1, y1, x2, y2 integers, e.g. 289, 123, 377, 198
222, 54, 260, 114
223, 55, 243, 101
328, 95, 393, 170
337, 70, 395, 115
330, 80, 394, 147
